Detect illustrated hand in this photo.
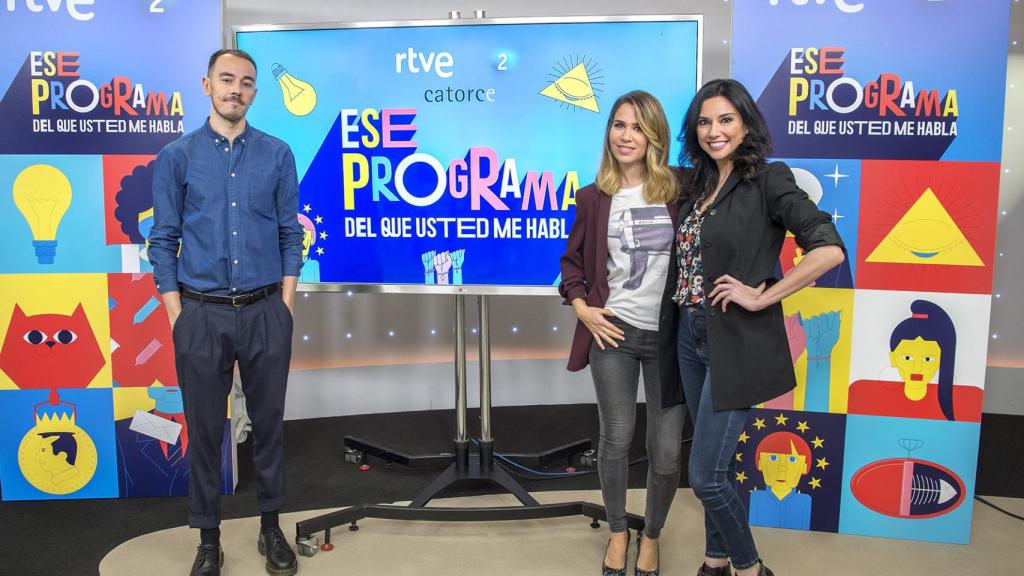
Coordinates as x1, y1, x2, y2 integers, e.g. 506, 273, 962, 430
451, 249, 465, 269
422, 250, 437, 273
434, 251, 452, 284
450, 249, 465, 285
708, 275, 767, 313
422, 250, 437, 284
784, 312, 807, 362
804, 310, 842, 357
575, 304, 624, 350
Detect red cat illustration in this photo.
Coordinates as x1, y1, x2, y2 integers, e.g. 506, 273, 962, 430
0, 303, 105, 389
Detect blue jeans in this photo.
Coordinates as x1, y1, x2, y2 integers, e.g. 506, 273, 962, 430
677, 305, 760, 569
589, 317, 686, 538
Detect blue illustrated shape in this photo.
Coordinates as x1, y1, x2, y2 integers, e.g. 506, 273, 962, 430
749, 487, 811, 530
0, 155, 123, 273
839, 415, 979, 544
0, 388, 118, 500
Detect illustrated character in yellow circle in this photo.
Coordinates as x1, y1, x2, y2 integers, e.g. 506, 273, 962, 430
34, 432, 80, 487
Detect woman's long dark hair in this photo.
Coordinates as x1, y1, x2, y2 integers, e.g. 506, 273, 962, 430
889, 300, 957, 421
678, 79, 772, 201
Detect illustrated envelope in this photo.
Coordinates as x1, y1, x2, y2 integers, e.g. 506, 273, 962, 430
129, 409, 182, 444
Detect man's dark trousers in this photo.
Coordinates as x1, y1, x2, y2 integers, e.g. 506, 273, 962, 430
172, 291, 293, 529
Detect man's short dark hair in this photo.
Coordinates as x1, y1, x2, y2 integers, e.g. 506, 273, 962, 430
40, 432, 78, 466
207, 49, 257, 77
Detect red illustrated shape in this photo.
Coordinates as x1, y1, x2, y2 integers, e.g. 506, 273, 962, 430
0, 303, 104, 388
855, 160, 1000, 294
108, 273, 177, 387
850, 457, 965, 519
103, 155, 157, 245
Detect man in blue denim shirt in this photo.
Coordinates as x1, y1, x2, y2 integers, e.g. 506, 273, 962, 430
149, 49, 304, 576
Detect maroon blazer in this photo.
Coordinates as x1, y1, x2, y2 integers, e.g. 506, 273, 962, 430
558, 182, 684, 372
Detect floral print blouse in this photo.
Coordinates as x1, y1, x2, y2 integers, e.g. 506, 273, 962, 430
673, 203, 708, 306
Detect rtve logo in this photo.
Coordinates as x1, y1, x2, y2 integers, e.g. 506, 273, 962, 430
3, 0, 97, 22
769, 0, 865, 14
395, 48, 455, 78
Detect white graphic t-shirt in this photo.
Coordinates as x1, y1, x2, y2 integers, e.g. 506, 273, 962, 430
603, 184, 673, 331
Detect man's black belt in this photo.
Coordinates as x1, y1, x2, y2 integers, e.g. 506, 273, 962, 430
180, 283, 279, 308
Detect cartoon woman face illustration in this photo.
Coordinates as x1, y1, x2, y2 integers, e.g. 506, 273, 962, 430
887, 300, 956, 420
889, 337, 941, 400
755, 431, 812, 499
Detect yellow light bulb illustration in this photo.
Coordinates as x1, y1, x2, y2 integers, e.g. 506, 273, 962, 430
12, 164, 72, 265
272, 63, 317, 116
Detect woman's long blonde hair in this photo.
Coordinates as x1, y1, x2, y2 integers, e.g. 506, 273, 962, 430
596, 90, 678, 204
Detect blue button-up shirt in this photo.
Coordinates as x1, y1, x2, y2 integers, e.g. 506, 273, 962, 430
149, 120, 304, 295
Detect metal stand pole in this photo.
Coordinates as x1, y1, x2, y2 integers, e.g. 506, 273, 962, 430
454, 295, 469, 471
478, 295, 493, 472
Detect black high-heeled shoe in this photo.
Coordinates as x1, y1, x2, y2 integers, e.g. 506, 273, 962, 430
697, 562, 732, 576
757, 563, 775, 576
634, 532, 660, 576
601, 529, 630, 576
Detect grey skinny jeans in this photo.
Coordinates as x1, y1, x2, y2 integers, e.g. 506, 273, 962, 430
588, 316, 686, 537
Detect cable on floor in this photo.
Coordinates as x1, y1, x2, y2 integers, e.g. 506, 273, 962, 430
475, 437, 693, 480
975, 495, 1024, 522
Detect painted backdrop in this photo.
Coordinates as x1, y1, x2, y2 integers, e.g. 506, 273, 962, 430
731, 0, 1008, 544
0, 0, 224, 501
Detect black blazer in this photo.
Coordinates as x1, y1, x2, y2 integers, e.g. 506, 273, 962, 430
657, 161, 845, 411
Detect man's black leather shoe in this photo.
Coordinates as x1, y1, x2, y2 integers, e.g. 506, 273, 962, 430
190, 544, 223, 576
257, 526, 298, 576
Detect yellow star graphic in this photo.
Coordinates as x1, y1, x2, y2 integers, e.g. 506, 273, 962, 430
811, 436, 825, 449
315, 247, 325, 256
736, 471, 747, 484
738, 431, 750, 444
775, 413, 789, 426
314, 215, 323, 224
735, 452, 743, 462
303, 204, 312, 213
319, 231, 328, 240
809, 477, 822, 490
753, 418, 766, 430
796, 421, 810, 433
816, 457, 830, 470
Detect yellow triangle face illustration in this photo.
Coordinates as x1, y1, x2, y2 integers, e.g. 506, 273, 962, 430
540, 63, 600, 113
866, 187, 984, 266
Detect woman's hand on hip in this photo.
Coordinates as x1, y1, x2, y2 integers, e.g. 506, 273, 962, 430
708, 275, 767, 313
572, 299, 625, 349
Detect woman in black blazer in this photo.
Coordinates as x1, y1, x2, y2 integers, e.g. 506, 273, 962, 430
660, 79, 845, 576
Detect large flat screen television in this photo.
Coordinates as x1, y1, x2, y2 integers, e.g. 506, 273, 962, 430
235, 15, 701, 294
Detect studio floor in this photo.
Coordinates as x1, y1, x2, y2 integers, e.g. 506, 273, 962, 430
3, 405, 1022, 575
101, 489, 1024, 576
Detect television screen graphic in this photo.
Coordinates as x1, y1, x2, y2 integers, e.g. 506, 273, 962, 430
236, 17, 701, 291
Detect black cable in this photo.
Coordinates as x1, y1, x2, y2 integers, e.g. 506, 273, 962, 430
975, 495, 1024, 522
480, 437, 693, 481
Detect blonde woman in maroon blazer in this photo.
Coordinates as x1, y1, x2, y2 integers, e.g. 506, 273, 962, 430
560, 90, 689, 576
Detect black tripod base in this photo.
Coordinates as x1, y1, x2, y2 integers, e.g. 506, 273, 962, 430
342, 435, 592, 470
296, 500, 645, 540
296, 437, 644, 549
410, 454, 537, 507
